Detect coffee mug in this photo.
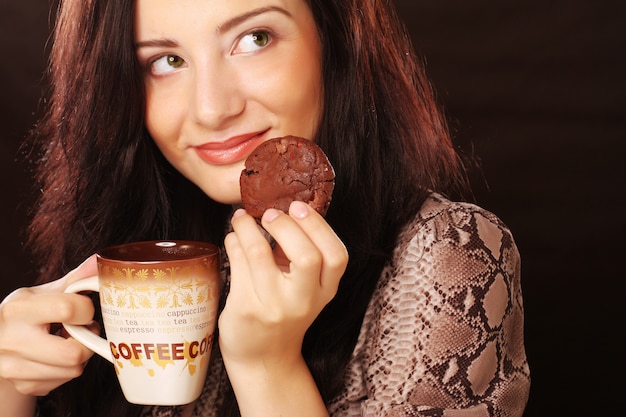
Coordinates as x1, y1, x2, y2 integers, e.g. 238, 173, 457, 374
63, 240, 220, 406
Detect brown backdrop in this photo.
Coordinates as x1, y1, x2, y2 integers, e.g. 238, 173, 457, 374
1, 0, 624, 415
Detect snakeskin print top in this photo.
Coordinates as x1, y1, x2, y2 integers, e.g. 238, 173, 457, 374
142, 193, 530, 417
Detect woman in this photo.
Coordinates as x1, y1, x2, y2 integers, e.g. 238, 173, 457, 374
0, 0, 530, 416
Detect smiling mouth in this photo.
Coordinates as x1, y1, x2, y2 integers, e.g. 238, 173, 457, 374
193, 130, 269, 165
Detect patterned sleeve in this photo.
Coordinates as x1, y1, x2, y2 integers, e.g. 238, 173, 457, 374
330, 197, 530, 417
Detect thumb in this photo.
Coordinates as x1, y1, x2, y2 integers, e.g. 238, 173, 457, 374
64, 255, 98, 287
36, 255, 99, 294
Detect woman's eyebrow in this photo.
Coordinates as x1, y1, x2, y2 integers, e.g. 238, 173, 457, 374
217, 6, 292, 34
135, 38, 179, 50
135, 6, 291, 50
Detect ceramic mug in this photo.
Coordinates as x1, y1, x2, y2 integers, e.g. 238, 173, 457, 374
63, 240, 220, 406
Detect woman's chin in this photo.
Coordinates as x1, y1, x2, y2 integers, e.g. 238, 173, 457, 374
203, 187, 242, 206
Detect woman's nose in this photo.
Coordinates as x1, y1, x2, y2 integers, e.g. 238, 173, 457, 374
191, 62, 245, 129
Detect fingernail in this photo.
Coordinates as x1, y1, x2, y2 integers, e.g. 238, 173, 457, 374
232, 208, 246, 219
263, 208, 281, 223
289, 201, 309, 219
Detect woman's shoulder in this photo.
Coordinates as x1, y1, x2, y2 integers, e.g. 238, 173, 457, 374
397, 192, 517, 255
343, 196, 529, 417
415, 192, 512, 233
388, 192, 520, 286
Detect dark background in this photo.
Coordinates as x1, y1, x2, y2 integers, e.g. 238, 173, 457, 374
1, 0, 624, 415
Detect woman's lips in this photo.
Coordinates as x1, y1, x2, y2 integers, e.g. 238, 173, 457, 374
193, 130, 268, 165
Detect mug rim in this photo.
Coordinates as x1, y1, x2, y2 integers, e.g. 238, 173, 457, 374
97, 240, 219, 263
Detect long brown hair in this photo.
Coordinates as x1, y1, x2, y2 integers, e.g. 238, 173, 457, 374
303, 0, 468, 403
28, 0, 468, 415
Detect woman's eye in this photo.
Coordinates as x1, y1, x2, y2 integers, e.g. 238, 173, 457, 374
234, 31, 271, 54
151, 54, 186, 75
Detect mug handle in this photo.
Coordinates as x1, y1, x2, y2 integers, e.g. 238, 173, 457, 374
62, 276, 114, 364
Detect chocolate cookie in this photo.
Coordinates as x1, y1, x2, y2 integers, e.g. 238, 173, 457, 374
240, 136, 335, 220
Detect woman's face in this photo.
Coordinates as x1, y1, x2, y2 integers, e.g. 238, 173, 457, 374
135, 0, 323, 204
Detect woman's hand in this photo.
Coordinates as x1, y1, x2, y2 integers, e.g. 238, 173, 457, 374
221, 200, 347, 365
220, 201, 348, 416
0, 256, 98, 401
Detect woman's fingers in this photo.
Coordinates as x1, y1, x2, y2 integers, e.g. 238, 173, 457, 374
226, 209, 277, 306
220, 205, 348, 365
0, 338, 88, 384
0, 292, 95, 366
228, 203, 348, 301
259, 208, 322, 304
21, 255, 98, 297
0, 257, 98, 395
230, 209, 277, 272
2, 291, 96, 327
2, 358, 86, 396
263, 201, 347, 296
226, 203, 347, 320
288, 201, 348, 287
